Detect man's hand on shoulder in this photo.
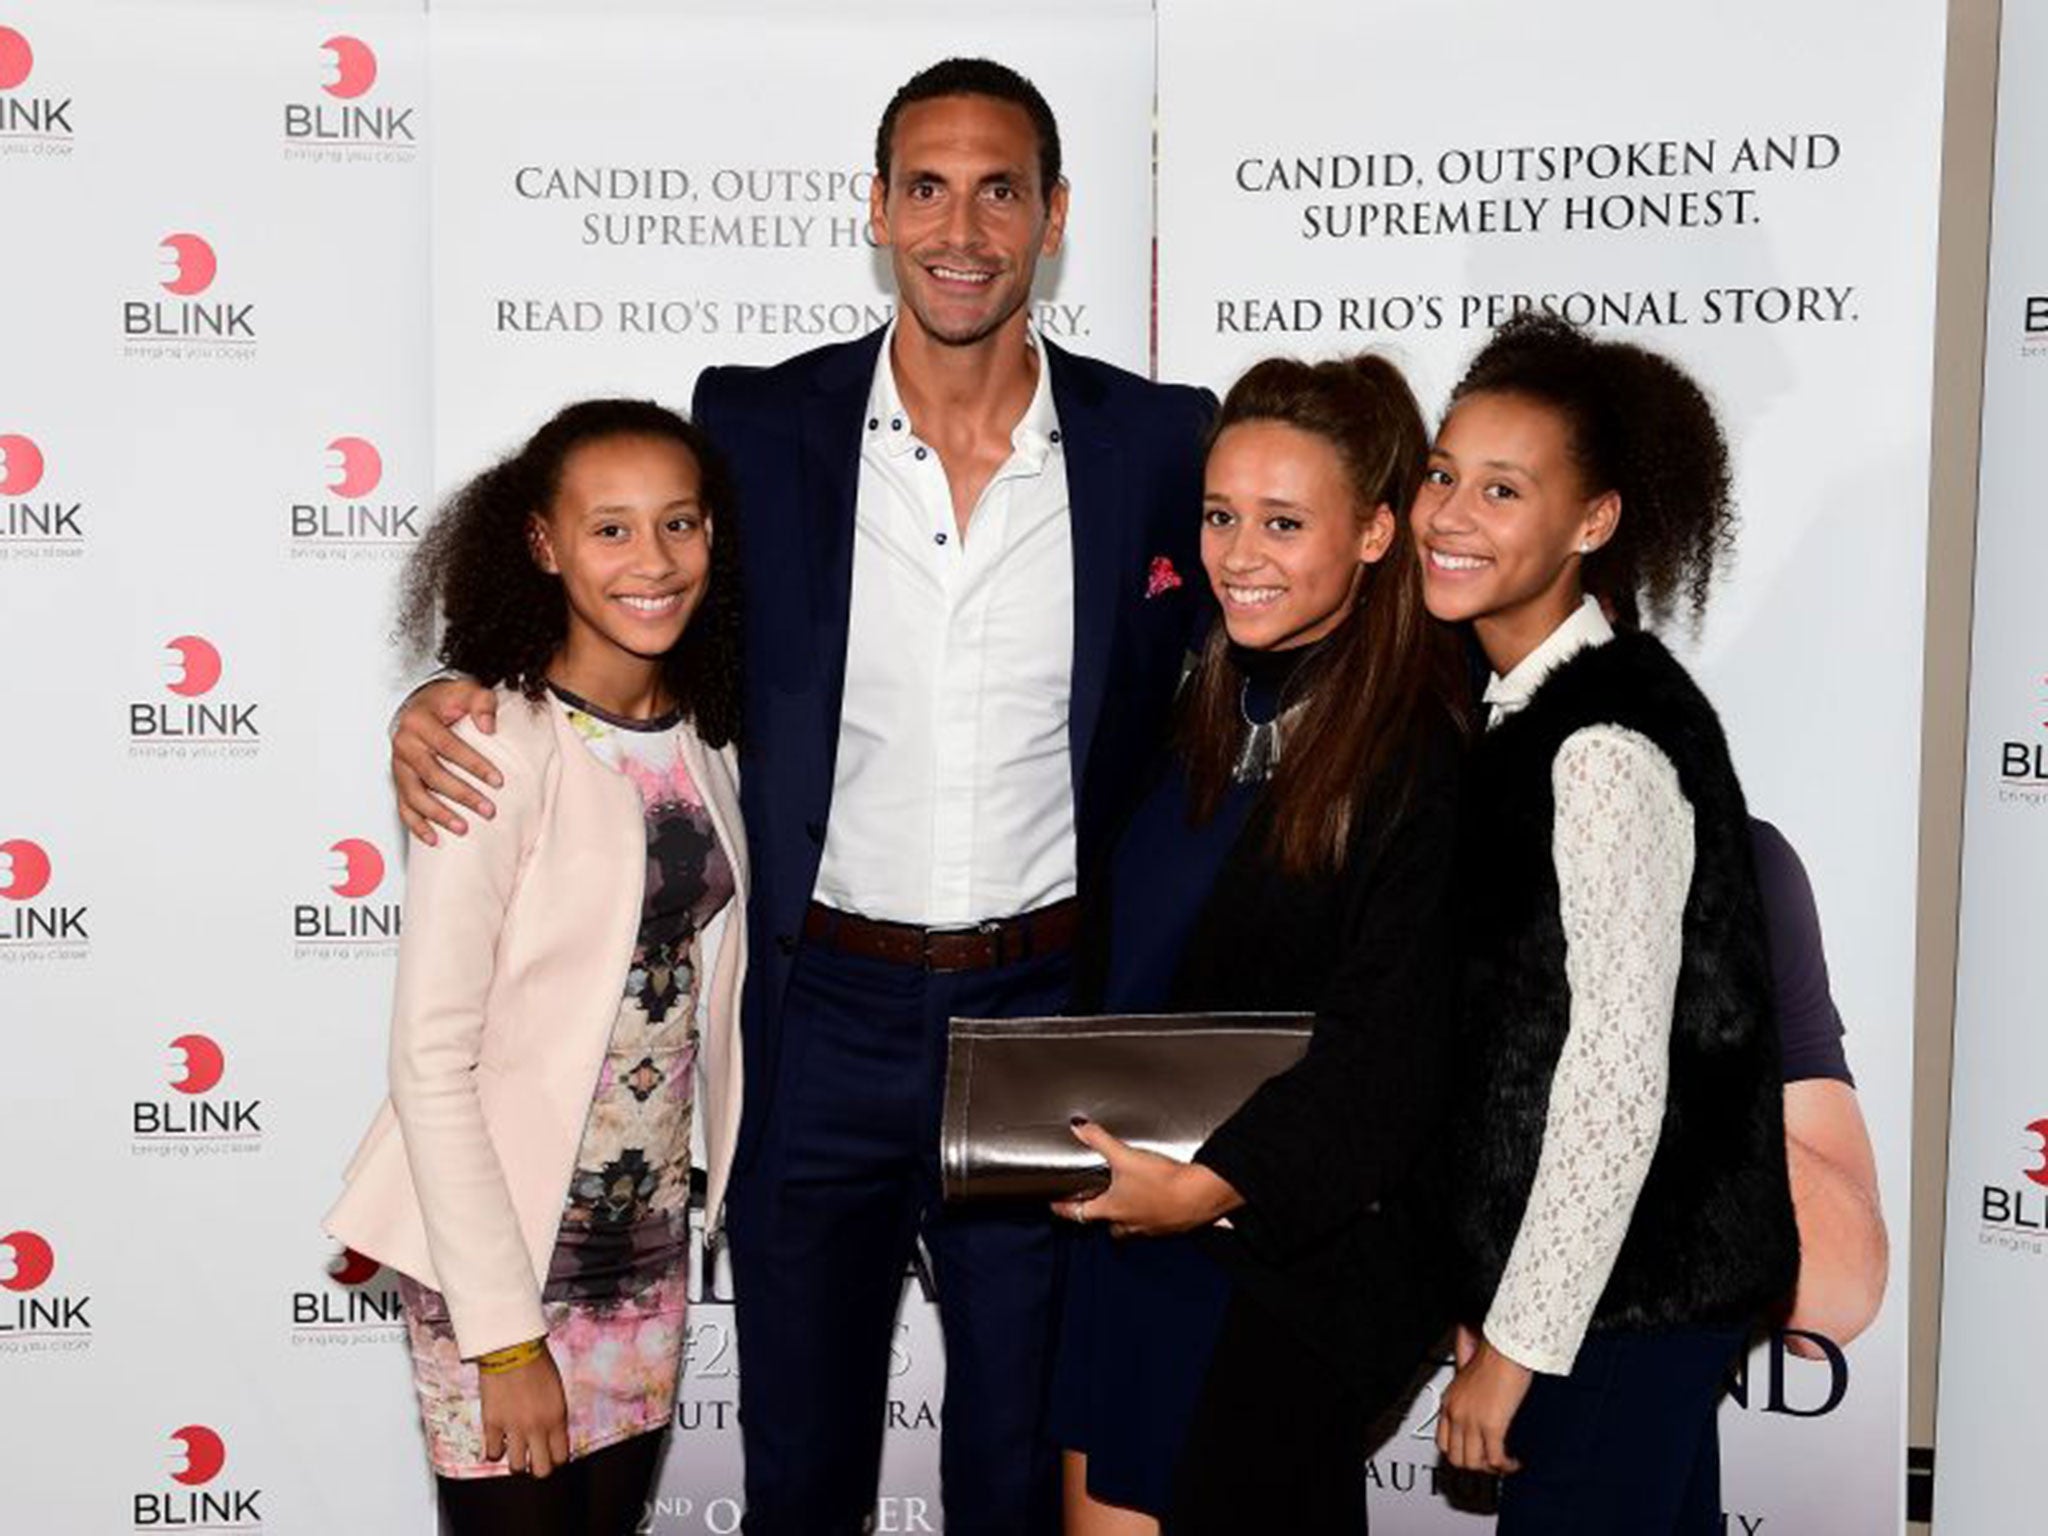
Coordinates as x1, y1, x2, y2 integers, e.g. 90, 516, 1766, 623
392, 679, 503, 844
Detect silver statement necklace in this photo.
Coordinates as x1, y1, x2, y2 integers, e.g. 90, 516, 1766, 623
1231, 679, 1283, 784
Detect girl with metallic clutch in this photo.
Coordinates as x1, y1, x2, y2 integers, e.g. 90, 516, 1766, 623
1048, 356, 1467, 1533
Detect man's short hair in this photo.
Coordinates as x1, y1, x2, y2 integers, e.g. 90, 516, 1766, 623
874, 58, 1063, 196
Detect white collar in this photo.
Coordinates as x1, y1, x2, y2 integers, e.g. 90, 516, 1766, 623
1482, 596, 1615, 727
863, 319, 1060, 467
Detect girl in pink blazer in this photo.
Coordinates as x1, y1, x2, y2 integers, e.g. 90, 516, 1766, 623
327, 399, 748, 1535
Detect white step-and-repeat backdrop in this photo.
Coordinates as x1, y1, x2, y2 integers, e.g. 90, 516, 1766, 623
2, 0, 1952, 1530
1935, 0, 2048, 1529
0, 2, 1150, 1531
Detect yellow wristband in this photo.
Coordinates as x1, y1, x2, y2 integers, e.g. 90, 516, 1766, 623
475, 1338, 545, 1375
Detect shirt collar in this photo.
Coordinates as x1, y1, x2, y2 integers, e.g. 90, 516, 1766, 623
1482, 596, 1615, 727
863, 319, 1061, 467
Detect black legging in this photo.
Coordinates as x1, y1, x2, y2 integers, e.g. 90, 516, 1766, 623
437, 1429, 666, 1536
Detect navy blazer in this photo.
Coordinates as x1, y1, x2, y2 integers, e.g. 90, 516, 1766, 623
692, 328, 1215, 1164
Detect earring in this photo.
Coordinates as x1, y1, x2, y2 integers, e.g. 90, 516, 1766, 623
1577, 541, 1594, 555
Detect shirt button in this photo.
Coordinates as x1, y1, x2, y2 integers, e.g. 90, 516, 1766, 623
1050, 429, 1062, 444
934, 532, 948, 546
914, 446, 928, 461
891, 417, 904, 431
867, 417, 879, 431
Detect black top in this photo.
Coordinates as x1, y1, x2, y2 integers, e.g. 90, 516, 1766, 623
1076, 648, 1466, 1411
1751, 818, 1854, 1087
1085, 639, 1316, 1013
1185, 718, 1463, 1407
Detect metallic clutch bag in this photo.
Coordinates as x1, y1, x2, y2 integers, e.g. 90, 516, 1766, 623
940, 1012, 1314, 1203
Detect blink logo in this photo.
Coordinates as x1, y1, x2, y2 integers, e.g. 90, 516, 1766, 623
1995, 674, 2048, 804
293, 837, 402, 959
0, 1229, 91, 1353
289, 435, 420, 560
290, 1245, 403, 1346
2027, 296, 2047, 337
128, 636, 262, 759
284, 36, 417, 162
0, 838, 88, 961
1979, 1118, 2048, 1258
132, 1033, 264, 1156
0, 26, 75, 156
135, 1425, 262, 1532
122, 233, 257, 361
1, 432, 86, 560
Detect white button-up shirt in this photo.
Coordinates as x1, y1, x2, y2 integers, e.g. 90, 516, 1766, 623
810, 326, 1077, 926
1481, 594, 1616, 728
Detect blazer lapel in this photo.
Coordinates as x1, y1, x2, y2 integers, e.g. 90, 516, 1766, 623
798, 330, 883, 773
1049, 342, 1125, 803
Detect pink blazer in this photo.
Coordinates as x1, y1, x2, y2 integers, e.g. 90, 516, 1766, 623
325, 689, 747, 1357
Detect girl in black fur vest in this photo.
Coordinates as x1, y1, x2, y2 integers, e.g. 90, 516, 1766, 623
1418, 315, 1798, 1533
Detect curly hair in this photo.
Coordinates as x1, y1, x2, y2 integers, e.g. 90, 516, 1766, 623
1181, 354, 1467, 873
1450, 312, 1736, 629
396, 399, 743, 748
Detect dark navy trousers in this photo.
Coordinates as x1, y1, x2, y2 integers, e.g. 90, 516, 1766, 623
725, 938, 1070, 1536
1498, 1325, 1746, 1535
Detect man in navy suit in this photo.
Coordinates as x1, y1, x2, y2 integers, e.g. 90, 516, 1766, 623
392, 58, 1212, 1534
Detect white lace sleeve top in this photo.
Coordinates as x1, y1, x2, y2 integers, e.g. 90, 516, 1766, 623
1477, 598, 1697, 1376
1482, 727, 1695, 1374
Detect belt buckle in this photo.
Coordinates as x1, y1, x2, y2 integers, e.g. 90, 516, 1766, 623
924, 917, 1003, 973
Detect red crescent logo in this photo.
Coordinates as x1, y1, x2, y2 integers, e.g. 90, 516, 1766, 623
326, 436, 383, 498
2025, 1120, 2048, 1188
321, 35, 377, 100
159, 233, 217, 297
169, 1425, 226, 1487
329, 838, 385, 899
0, 433, 44, 496
0, 27, 32, 92
0, 1230, 54, 1292
0, 839, 51, 901
329, 1246, 381, 1286
165, 635, 223, 698
169, 1033, 225, 1096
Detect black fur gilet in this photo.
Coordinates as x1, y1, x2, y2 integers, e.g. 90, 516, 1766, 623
1450, 631, 1799, 1333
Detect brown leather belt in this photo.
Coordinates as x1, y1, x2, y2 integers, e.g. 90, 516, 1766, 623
802, 898, 1080, 973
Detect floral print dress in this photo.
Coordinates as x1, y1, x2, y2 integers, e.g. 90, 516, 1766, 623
399, 687, 735, 1477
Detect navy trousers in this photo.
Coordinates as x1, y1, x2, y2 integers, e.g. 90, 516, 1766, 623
725, 938, 1070, 1536
1498, 1326, 1745, 1535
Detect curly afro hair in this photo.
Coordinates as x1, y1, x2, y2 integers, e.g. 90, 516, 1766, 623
1450, 312, 1736, 630
396, 399, 743, 748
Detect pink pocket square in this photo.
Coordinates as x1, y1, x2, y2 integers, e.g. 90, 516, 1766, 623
1145, 555, 1184, 599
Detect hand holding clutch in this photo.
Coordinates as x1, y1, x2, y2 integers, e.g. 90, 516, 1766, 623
940, 1011, 1313, 1203
1050, 1118, 1243, 1237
